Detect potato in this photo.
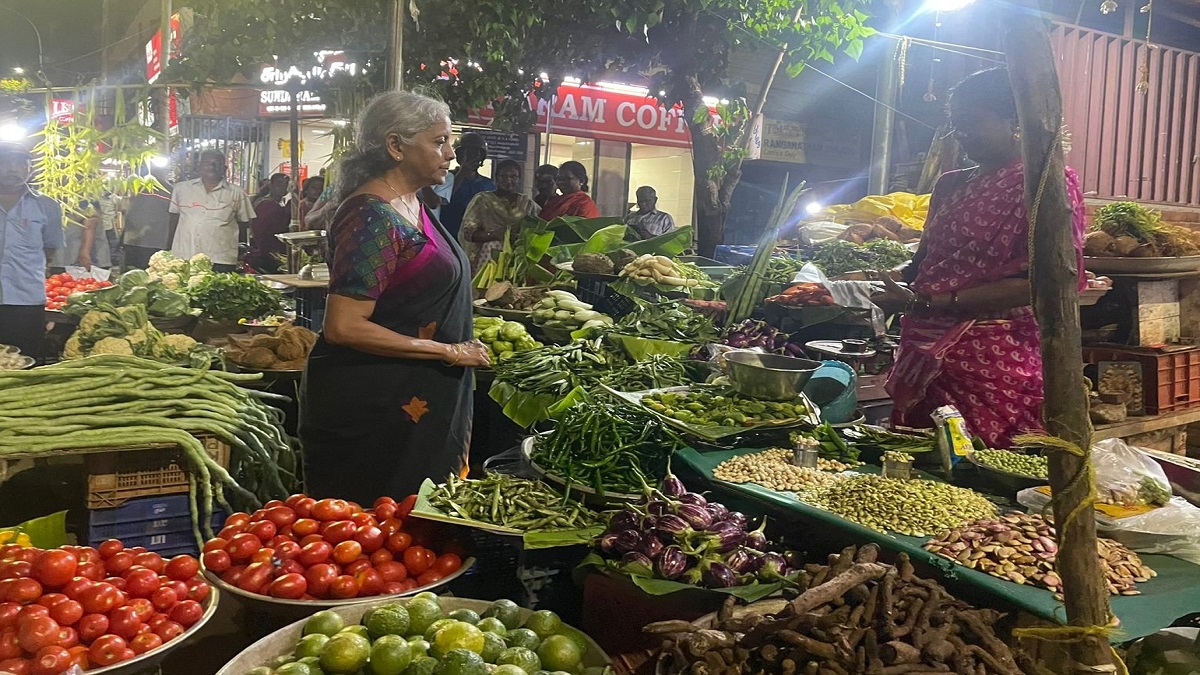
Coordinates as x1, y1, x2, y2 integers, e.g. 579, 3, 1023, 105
875, 215, 905, 232
1112, 236, 1140, 256
1084, 231, 1115, 256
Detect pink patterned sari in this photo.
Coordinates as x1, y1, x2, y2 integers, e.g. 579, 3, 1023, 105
885, 160, 1086, 446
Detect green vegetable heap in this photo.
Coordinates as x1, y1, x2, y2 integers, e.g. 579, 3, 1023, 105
611, 300, 719, 343
599, 354, 691, 391
974, 448, 1048, 479
64, 304, 212, 366
473, 317, 542, 361
428, 473, 605, 532
64, 268, 193, 319
642, 386, 811, 427
189, 273, 284, 321
491, 337, 627, 399
807, 239, 911, 277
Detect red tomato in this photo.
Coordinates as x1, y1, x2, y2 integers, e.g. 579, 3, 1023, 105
185, 580, 210, 604
145, 613, 169, 630
378, 517, 403, 537
355, 568, 385, 597
329, 575, 359, 599
249, 548, 275, 565
0, 560, 32, 579
246, 521, 276, 543
267, 574, 307, 600
298, 534, 324, 548
416, 570, 445, 587
76, 614, 108, 643
66, 645, 88, 669
17, 615, 59, 653
402, 547, 434, 576
0, 604, 19, 631
47, 600, 81, 628
17, 606, 49, 624
103, 552, 134, 576
201, 538, 228, 554
0, 629, 19, 659
123, 568, 159, 599
32, 551, 77, 588
320, 521, 356, 545
35, 594, 66, 609
8, 578, 43, 605
273, 541, 301, 562
7, 549, 38, 564
223, 513, 251, 530
354, 526, 385, 554
343, 559, 372, 576
291, 518, 319, 537
236, 563, 273, 595
375, 561, 408, 583
267, 535, 291, 550
382, 581, 405, 595
284, 494, 306, 509
74, 561, 104, 581
126, 598, 154, 623
397, 495, 418, 520
263, 507, 297, 529
277, 559, 304, 577
164, 556, 199, 582
216, 525, 243, 541
70, 548, 101, 566
219, 565, 245, 587
304, 564, 337, 598
385, 532, 413, 555
130, 553, 164, 575
78, 584, 121, 615
225, 533, 261, 563
167, 600, 202, 628
201, 550, 230, 574
374, 502, 399, 521
292, 497, 316, 519
88, 634, 127, 666
370, 549, 394, 566
331, 541, 362, 566
311, 499, 351, 522
297, 541, 332, 567
153, 620, 183, 642
107, 606, 143, 641
102, 576, 126, 592
49, 626, 77, 649
348, 512, 377, 528
0, 657, 31, 675
129, 631, 163, 655
433, 553, 463, 576
32, 645, 70, 675
398, 578, 418, 592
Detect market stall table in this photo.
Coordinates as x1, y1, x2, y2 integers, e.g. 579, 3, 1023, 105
259, 274, 327, 331
676, 446, 1200, 641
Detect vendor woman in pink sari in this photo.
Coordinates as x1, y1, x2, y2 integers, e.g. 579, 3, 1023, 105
874, 68, 1086, 447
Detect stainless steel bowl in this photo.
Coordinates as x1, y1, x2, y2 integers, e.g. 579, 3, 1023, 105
724, 351, 821, 400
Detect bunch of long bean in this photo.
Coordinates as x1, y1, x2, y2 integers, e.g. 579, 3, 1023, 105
0, 356, 299, 543
599, 354, 691, 392
491, 336, 627, 397
534, 399, 684, 494
428, 472, 604, 531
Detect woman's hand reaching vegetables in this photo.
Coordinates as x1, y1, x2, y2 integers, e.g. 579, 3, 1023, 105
444, 340, 491, 367
869, 272, 917, 313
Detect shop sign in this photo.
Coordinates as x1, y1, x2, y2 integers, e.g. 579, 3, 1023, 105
465, 129, 526, 161
258, 51, 359, 117
145, 15, 182, 84
50, 100, 76, 123
468, 83, 691, 148
748, 117, 860, 169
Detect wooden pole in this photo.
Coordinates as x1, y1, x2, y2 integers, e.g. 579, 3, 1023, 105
1002, 3, 1114, 671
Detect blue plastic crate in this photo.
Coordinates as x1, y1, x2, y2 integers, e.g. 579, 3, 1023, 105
87, 510, 226, 544
88, 495, 192, 525
153, 544, 202, 558
102, 530, 199, 552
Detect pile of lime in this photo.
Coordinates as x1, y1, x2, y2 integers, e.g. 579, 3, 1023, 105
245, 593, 611, 675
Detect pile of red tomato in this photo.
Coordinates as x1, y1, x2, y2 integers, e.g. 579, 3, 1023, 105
0, 541, 210, 674
44, 274, 113, 312
201, 494, 464, 602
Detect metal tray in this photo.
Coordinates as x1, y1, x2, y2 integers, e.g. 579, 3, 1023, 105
606, 384, 820, 442
90, 585, 220, 674
1084, 256, 1200, 275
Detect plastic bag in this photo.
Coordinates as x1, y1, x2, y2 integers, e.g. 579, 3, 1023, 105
65, 265, 111, 282
1092, 438, 1173, 508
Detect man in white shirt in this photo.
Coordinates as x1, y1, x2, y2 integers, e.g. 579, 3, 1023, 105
624, 186, 676, 240
168, 150, 254, 272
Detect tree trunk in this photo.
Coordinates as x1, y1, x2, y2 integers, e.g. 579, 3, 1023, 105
1003, 5, 1114, 672
682, 74, 745, 258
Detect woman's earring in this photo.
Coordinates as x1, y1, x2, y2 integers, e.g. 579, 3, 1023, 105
1013, 127, 1021, 141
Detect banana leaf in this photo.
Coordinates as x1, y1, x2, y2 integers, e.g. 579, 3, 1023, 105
488, 380, 587, 428
626, 226, 694, 257
576, 553, 797, 601
576, 224, 631, 256
0, 511, 68, 549
546, 216, 626, 243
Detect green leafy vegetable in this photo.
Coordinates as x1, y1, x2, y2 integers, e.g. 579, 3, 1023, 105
189, 274, 284, 321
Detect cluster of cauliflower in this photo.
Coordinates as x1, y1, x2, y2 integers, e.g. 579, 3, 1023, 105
64, 304, 210, 366
148, 251, 213, 291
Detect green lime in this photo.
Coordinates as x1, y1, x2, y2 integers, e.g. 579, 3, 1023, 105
483, 599, 522, 630
496, 647, 541, 674
407, 638, 431, 660
562, 631, 590, 655
476, 618, 507, 637
340, 625, 370, 640
370, 634, 413, 675
305, 610, 346, 638
298, 656, 326, 675
295, 633, 331, 660
505, 629, 541, 651
425, 618, 459, 643
319, 632, 371, 674
537, 636, 582, 674
480, 632, 507, 663
433, 649, 488, 675
494, 666, 529, 675
407, 598, 446, 636
522, 611, 562, 640
403, 656, 439, 675
447, 609, 481, 625
272, 654, 297, 668
367, 606, 412, 640
275, 663, 312, 675
413, 591, 440, 603
434, 622, 486, 657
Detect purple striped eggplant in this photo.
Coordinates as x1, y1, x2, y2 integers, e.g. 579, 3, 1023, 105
608, 509, 640, 533
702, 561, 739, 588
613, 529, 642, 554
678, 492, 708, 508
597, 533, 620, 555
620, 551, 654, 577
655, 546, 689, 580
677, 503, 713, 531
724, 548, 756, 574
707, 502, 730, 523
709, 520, 745, 553
656, 514, 690, 537
638, 535, 665, 560
661, 475, 687, 497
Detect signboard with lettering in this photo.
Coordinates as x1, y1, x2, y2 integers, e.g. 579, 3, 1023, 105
468, 84, 691, 148
50, 100, 76, 124
258, 51, 359, 117
145, 15, 182, 84
748, 117, 860, 169
463, 129, 527, 161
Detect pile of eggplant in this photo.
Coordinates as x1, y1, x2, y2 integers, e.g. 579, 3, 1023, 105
595, 475, 792, 589
719, 319, 806, 358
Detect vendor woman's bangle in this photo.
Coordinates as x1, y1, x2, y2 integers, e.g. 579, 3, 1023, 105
446, 344, 462, 366
905, 293, 932, 313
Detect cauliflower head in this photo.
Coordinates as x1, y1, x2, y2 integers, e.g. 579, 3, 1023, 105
78, 310, 105, 334
159, 273, 182, 290
189, 253, 213, 273
148, 250, 175, 273
187, 274, 208, 290
62, 335, 83, 359
91, 337, 134, 355
154, 333, 198, 359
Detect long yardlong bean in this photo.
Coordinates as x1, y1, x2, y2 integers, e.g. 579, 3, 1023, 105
427, 473, 604, 531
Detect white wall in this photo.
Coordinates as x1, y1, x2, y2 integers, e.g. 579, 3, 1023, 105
266, 119, 337, 182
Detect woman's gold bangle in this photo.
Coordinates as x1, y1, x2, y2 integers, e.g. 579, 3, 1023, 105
447, 344, 462, 366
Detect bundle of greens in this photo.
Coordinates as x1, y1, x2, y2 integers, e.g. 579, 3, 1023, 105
1086, 201, 1200, 257
190, 274, 284, 321
64, 268, 193, 319
807, 239, 911, 277
610, 300, 720, 343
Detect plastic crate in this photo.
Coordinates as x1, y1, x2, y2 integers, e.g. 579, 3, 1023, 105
87, 509, 226, 543
85, 435, 231, 509
573, 274, 638, 319
104, 529, 198, 552
1083, 346, 1200, 414
88, 494, 191, 525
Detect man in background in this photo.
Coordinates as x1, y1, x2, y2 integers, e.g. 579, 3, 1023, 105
168, 149, 254, 272
0, 142, 65, 357
624, 186, 676, 240
245, 173, 291, 273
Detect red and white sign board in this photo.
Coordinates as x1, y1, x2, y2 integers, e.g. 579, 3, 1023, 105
50, 99, 76, 123
146, 15, 182, 84
468, 83, 692, 148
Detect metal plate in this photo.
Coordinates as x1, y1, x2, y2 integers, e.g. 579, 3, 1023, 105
90, 586, 220, 674
1084, 256, 1200, 275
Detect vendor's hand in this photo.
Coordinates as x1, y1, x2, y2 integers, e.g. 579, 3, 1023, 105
77, 253, 92, 271
870, 272, 915, 313
446, 340, 491, 368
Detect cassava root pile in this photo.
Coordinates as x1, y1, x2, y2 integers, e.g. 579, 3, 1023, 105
648, 544, 1028, 675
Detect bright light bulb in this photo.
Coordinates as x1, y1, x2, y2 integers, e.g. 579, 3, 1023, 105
539, 72, 549, 80
150, 155, 170, 167
13, 67, 24, 75
805, 202, 824, 215
925, 0, 975, 11
0, 124, 24, 143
